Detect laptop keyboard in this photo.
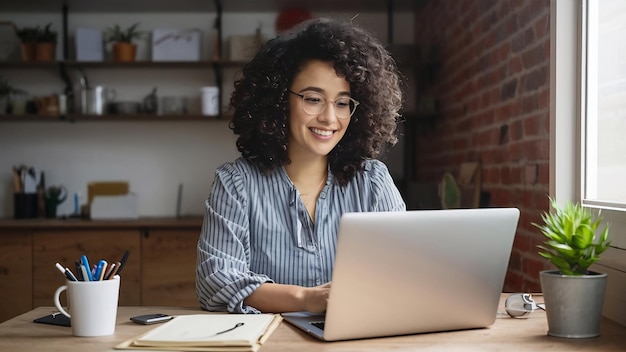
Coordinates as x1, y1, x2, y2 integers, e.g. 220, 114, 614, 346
310, 321, 325, 330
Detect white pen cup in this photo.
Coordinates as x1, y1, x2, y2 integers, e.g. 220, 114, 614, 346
53, 275, 120, 337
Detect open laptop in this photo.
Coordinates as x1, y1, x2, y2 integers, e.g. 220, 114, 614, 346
282, 208, 520, 341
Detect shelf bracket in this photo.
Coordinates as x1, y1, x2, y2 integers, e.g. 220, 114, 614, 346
214, 0, 223, 117
62, 1, 69, 60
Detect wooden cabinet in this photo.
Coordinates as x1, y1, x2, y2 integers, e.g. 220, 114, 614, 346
141, 229, 199, 307
0, 217, 201, 322
0, 231, 33, 322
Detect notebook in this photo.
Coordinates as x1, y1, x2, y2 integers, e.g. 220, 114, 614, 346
116, 314, 282, 352
282, 208, 520, 341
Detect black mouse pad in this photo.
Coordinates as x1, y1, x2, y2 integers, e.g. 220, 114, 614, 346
34, 313, 71, 327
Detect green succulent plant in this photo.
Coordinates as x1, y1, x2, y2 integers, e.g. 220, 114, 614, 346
533, 198, 611, 275
104, 22, 145, 44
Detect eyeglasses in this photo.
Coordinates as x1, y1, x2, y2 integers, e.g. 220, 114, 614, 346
288, 90, 360, 119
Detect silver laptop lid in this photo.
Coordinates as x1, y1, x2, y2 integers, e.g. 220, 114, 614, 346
323, 208, 519, 341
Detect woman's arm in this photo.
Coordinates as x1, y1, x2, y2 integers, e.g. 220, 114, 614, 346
196, 166, 272, 313
244, 282, 331, 313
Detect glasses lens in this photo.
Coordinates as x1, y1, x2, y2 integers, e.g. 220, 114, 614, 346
334, 97, 355, 119
300, 93, 325, 115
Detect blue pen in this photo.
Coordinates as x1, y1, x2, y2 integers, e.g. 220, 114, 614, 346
80, 255, 94, 281
93, 260, 107, 281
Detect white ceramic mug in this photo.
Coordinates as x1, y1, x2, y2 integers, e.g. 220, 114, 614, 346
53, 276, 120, 337
201, 86, 219, 116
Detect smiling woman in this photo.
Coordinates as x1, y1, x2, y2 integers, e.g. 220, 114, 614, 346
196, 18, 405, 315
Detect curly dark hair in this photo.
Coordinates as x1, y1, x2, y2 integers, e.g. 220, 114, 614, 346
229, 18, 403, 186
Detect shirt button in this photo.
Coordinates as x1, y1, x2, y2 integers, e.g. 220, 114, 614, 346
316, 279, 322, 285
308, 245, 316, 251
320, 192, 327, 198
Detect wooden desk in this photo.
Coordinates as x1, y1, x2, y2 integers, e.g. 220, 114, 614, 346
0, 295, 624, 351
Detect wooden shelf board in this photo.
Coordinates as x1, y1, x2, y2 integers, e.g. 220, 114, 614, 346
0, 114, 226, 122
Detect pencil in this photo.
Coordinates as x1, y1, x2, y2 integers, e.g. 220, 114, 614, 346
103, 262, 116, 280
107, 262, 121, 279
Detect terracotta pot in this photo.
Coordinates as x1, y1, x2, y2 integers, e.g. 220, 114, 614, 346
112, 42, 137, 62
35, 42, 56, 62
20, 42, 36, 62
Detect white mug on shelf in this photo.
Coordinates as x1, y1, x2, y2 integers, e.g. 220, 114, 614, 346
201, 86, 219, 116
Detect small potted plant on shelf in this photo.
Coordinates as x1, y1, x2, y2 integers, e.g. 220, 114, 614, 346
16, 26, 39, 61
35, 23, 57, 62
104, 22, 145, 62
533, 198, 611, 339
16, 23, 57, 62
0, 77, 27, 114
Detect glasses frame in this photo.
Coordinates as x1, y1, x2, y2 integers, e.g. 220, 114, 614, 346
288, 90, 360, 119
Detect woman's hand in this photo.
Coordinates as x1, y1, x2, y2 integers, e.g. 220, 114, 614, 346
301, 282, 331, 314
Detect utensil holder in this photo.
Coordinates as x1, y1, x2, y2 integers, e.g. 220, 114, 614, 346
14, 193, 38, 219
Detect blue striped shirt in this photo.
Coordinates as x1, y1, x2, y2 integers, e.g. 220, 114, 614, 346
196, 157, 406, 313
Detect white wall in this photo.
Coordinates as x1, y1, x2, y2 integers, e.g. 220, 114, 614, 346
0, 10, 414, 218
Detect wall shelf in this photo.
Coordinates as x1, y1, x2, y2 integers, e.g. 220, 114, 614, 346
0, 0, 418, 13
0, 113, 227, 122
0, 61, 248, 69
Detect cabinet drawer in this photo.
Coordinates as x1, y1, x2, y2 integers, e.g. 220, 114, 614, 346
141, 229, 199, 307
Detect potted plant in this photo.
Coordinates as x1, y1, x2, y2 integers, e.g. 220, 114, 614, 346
16, 26, 39, 61
533, 198, 611, 338
104, 22, 145, 62
16, 23, 57, 62
35, 23, 57, 62
0, 77, 27, 114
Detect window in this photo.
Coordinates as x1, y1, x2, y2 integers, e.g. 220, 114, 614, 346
552, 0, 626, 325
585, 0, 626, 209
582, 0, 626, 252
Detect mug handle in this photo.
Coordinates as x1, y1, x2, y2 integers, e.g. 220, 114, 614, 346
53, 285, 71, 318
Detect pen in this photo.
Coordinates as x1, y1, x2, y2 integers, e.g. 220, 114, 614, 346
80, 264, 90, 282
103, 262, 117, 280
80, 255, 93, 281
55, 262, 77, 282
107, 261, 121, 279
93, 260, 107, 281
64, 267, 78, 281
75, 260, 84, 281
98, 261, 108, 281
116, 250, 130, 276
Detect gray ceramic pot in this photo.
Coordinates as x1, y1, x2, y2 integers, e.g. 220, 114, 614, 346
540, 270, 607, 338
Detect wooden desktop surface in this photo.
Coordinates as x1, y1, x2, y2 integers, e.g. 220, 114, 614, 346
1, 294, 624, 351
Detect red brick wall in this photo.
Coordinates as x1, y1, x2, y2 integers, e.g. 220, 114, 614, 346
412, 0, 552, 292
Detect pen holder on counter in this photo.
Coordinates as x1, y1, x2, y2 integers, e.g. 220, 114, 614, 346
54, 276, 121, 337
14, 193, 38, 219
